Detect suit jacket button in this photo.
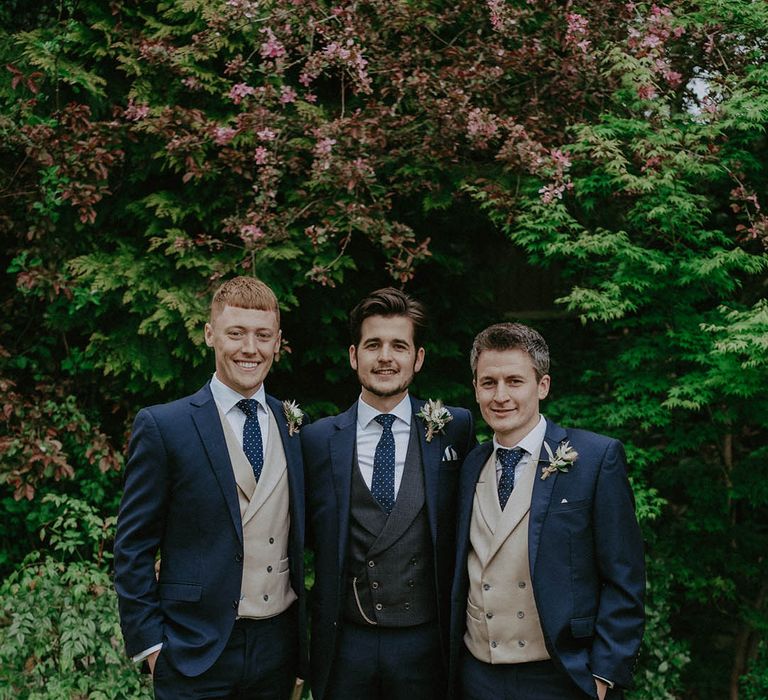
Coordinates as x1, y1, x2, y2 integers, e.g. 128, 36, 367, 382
232, 600, 238, 609
404, 603, 410, 610
368, 560, 375, 568
263, 594, 269, 601
483, 583, 491, 591
518, 640, 526, 647
372, 581, 379, 589
490, 641, 498, 648
269, 537, 275, 544
267, 565, 273, 573
518, 581, 526, 588
486, 612, 493, 619
517, 611, 524, 619
235, 553, 243, 562
375, 603, 383, 611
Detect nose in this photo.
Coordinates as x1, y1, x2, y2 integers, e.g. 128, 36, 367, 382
493, 382, 510, 403
378, 344, 393, 361
241, 333, 258, 354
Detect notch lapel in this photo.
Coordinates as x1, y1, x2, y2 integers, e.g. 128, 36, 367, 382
412, 396, 442, 544
329, 405, 358, 572
190, 385, 243, 542
528, 419, 568, 574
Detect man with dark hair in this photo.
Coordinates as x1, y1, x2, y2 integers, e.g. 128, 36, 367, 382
449, 322, 645, 700
114, 276, 306, 699
302, 287, 476, 700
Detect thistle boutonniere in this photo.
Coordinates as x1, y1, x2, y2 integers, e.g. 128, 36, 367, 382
416, 399, 453, 442
540, 440, 579, 480
282, 400, 304, 436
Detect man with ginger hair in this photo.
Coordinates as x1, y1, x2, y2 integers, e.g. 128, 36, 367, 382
115, 276, 306, 699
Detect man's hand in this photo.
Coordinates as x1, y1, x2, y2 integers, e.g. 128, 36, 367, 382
147, 649, 161, 677
595, 678, 609, 700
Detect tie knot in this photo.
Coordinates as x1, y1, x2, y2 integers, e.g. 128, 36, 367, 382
374, 413, 396, 430
497, 447, 524, 470
237, 398, 260, 417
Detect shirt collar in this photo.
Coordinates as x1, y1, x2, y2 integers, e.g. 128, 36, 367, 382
493, 414, 547, 456
357, 393, 412, 429
210, 373, 267, 414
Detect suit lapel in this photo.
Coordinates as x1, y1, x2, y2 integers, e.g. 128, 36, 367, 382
329, 404, 358, 572
190, 384, 243, 542
455, 443, 494, 571
411, 396, 442, 545
265, 395, 304, 542
528, 418, 567, 574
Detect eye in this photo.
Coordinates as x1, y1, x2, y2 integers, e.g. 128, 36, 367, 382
257, 332, 274, 341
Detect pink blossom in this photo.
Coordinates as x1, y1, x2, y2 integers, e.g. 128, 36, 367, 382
304, 92, 318, 103
240, 224, 265, 243
466, 107, 499, 147
315, 137, 337, 156
254, 146, 269, 164
125, 100, 150, 121
182, 76, 202, 90
260, 28, 286, 60
213, 126, 237, 145
280, 86, 297, 104
550, 149, 571, 170
257, 128, 276, 141
229, 83, 255, 104
637, 84, 658, 100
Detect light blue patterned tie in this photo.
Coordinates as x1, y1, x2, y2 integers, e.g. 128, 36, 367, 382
497, 447, 524, 510
371, 414, 397, 514
237, 399, 264, 482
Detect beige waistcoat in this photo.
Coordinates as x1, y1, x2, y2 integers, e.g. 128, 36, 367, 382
464, 447, 549, 664
219, 406, 297, 619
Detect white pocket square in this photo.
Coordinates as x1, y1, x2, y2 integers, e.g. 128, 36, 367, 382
560, 498, 568, 504
442, 446, 458, 461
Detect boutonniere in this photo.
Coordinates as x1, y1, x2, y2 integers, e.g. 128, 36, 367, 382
416, 399, 453, 442
282, 400, 304, 436
540, 440, 578, 480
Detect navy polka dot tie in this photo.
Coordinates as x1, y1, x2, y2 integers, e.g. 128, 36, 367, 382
237, 399, 264, 482
497, 447, 524, 510
371, 414, 397, 514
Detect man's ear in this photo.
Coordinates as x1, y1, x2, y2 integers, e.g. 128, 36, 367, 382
204, 322, 214, 347
349, 344, 358, 370
414, 346, 425, 373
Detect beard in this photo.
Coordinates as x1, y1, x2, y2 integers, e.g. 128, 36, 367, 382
357, 364, 416, 399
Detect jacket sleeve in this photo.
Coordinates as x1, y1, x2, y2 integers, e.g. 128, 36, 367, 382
113, 408, 169, 657
589, 439, 645, 688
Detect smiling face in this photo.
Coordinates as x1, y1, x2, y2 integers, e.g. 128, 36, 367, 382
474, 347, 550, 447
204, 304, 281, 398
349, 314, 425, 412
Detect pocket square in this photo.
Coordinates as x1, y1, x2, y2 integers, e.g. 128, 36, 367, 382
560, 498, 568, 504
442, 446, 458, 461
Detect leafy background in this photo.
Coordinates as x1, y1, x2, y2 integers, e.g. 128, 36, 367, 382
1, 1, 767, 698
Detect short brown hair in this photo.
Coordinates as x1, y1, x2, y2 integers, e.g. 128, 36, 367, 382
470, 323, 550, 380
210, 276, 280, 324
349, 287, 427, 347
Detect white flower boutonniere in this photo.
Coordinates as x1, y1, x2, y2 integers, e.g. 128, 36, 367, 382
540, 440, 578, 480
416, 399, 453, 442
282, 400, 304, 436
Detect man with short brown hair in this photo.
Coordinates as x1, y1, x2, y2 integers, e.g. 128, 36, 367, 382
115, 276, 306, 699
449, 322, 645, 700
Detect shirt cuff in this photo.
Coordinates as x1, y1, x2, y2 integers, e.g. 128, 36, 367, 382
593, 675, 615, 689
132, 643, 163, 663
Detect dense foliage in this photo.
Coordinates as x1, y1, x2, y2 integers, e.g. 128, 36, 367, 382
1, 1, 766, 698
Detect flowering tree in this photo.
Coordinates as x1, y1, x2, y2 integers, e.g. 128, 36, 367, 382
1, 1, 767, 697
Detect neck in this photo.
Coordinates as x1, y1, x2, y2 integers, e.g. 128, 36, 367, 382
360, 389, 408, 413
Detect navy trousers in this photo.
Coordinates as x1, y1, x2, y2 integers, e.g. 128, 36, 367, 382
152, 607, 298, 700
325, 620, 444, 700
460, 647, 624, 700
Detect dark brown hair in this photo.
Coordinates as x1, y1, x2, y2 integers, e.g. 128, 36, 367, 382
349, 287, 427, 347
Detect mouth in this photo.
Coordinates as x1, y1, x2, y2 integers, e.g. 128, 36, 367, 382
373, 368, 397, 376
235, 360, 260, 370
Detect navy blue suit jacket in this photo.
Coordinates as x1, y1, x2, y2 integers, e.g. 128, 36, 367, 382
113, 383, 307, 678
449, 419, 645, 697
302, 396, 476, 700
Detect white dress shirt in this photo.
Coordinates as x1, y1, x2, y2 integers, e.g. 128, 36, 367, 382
209, 373, 270, 455
356, 394, 412, 497
492, 414, 547, 487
